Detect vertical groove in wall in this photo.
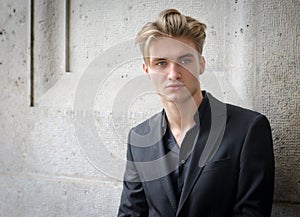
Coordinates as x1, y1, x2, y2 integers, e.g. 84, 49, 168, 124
30, 0, 35, 106
65, 0, 70, 72
252, 1, 259, 110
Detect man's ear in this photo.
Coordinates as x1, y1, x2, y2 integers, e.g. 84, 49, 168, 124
199, 56, 206, 75
142, 63, 151, 79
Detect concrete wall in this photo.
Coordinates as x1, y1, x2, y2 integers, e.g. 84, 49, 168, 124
0, 0, 299, 216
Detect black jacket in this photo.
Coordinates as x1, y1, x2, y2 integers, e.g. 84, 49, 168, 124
118, 92, 274, 217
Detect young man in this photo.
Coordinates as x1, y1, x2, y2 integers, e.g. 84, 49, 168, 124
118, 9, 274, 217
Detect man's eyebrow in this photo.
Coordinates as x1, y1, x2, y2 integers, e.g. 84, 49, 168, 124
177, 53, 194, 59
151, 54, 194, 62
151, 57, 167, 61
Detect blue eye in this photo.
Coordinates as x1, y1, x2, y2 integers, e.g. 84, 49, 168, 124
180, 58, 191, 64
157, 62, 167, 66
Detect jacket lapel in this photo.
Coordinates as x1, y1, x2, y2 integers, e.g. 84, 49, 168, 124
157, 142, 178, 212
176, 93, 227, 214
176, 121, 209, 214
141, 111, 178, 212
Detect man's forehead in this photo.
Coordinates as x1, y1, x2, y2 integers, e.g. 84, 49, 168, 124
148, 37, 197, 59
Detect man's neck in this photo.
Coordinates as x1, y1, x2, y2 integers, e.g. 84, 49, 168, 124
162, 92, 203, 146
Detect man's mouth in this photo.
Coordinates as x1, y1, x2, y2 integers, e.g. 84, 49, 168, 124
166, 83, 184, 90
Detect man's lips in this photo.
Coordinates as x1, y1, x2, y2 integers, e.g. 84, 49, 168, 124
165, 84, 184, 89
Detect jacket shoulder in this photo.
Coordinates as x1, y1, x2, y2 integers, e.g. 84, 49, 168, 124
207, 92, 266, 125
225, 103, 270, 127
226, 103, 260, 117
131, 111, 163, 135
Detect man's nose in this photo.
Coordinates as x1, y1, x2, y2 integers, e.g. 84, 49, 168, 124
167, 62, 181, 80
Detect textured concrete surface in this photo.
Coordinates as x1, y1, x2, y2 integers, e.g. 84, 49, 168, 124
0, 0, 299, 216
254, 0, 300, 204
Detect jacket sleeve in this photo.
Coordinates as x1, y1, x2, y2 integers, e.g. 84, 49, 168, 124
118, 129, 149, 217
233, 114, 275, 216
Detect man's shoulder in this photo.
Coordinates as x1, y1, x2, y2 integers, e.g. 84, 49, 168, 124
206, 92, 262, 119
225, 102, 269, 127
131, 111, 163, 135
206, 92, 268, 125
226, 103, 260, 117
127, 111, 164, 150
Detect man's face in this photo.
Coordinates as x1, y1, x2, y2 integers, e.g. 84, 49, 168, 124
143, 36, 205, 105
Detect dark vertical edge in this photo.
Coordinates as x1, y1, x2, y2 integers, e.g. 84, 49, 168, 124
30, 0, 35, 106
65, 0, 70, 72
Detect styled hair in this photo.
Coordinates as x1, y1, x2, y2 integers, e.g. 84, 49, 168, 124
135, 9, 207, 63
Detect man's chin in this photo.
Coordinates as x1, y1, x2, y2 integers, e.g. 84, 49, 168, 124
159, 94, 191, 105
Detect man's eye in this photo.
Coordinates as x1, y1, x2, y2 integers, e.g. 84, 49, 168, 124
157, 62, 167, 66
180, 58, 191, 64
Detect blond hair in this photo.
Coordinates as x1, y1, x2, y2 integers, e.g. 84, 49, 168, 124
136, 9, 207, 63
